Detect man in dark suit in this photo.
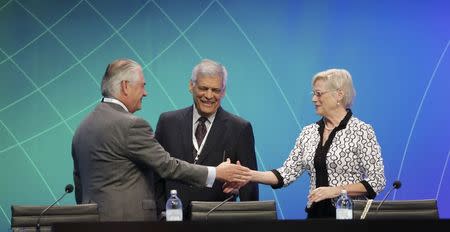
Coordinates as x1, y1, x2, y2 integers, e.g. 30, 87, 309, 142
71, 59, 250, 221
155, 59, 259, 217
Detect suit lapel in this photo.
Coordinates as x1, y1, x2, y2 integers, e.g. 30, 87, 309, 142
182, 106, 195, 163
197, 107, 227, 164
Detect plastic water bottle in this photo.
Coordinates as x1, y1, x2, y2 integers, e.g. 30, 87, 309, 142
166, 189, 183, 221
336, 189, 353, 219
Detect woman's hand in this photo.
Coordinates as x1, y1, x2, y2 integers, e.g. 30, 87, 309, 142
308, 186, 342, 203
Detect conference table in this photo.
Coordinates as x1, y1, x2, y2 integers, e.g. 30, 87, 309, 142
52, 219, 449, 232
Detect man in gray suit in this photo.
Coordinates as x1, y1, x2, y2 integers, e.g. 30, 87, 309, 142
71, 59, 250, 222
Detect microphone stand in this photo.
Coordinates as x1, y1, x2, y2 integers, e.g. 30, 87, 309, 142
359, 181, 401, 219
376, 181, 401, 211
36, 184, 73, 232
205, 194, 235, 221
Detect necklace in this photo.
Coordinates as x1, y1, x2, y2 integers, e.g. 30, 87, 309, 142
324, 124, 334, 131
324, 119, 336, 131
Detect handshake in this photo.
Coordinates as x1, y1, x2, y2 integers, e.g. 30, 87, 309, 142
215, 158, 253, 194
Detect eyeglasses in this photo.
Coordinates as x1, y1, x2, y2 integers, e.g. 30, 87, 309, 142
311, 90, 335, 97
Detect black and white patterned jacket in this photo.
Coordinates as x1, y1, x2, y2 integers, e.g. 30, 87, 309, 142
273, 115, 386, 201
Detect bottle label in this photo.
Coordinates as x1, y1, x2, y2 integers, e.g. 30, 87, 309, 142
336, 209, 353, 219
166, 209, 183, 221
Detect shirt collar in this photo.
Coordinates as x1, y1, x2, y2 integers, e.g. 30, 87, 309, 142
317, 109, 353, 131
192, 104, 216, 125
102, 97, 129, 112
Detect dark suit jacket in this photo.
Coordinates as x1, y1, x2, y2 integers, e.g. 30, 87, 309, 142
155, 106, 259, 214
71, 102, 208, 221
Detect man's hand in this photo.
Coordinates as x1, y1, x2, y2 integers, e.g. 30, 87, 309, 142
222, 181, 244, 194
216, 159, 251, 183
222, 161, 250, 194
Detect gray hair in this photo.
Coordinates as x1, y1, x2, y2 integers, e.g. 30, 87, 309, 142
101, 59, 141, 97
191, 59, 227, 88
312, 68, 356, 108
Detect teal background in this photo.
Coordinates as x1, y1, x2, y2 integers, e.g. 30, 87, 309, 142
1, 0, 449, 230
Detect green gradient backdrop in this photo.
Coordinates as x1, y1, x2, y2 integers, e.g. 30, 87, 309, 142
1, 0, 450, 230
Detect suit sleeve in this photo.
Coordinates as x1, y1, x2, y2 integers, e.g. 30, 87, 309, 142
154, 114, 167, 214
236, 122, 259, 201
126, 117, 209, 187
71, 141, 82, 204
154, 114, 165, 146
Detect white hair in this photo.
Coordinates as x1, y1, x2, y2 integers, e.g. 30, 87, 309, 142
191, 59, 227, 88
101, 59, 141, 97
312, 68, 356, 108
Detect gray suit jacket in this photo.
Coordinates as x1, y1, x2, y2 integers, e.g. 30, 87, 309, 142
72, 102, 208, 221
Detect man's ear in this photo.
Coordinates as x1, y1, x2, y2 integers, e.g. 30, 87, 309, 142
121, 80, 129, 96
188, 80, 194, 93
221, 86, 226, 97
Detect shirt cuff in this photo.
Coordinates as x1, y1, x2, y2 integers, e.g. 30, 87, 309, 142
270, 169, 284, 189
205, 166, 216, 187
361, 180, 377, 199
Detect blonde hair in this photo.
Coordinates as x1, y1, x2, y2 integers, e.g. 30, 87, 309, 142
312, 68, 356, 108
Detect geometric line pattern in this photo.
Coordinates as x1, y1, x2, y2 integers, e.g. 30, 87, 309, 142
0, 98, 99, 154
0, 0, 177, 155
0, 205, 10, 225
0, 0, 84, 66
217, 0, 302, 130
0, 47, 74, 134
0, 0, 143, 113
85, 0, 179, 109
0, 120, 58, 202
436, 149, 450, 199
151, 0, 204, 60
0, 0, 12, 11
3, 0, 88, 137
14, 0, 100, 87
394, 39, 450, 199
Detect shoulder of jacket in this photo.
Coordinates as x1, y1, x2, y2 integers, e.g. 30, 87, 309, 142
160, 106, 191, 119
221, 109, 251, 126
303, 123, 318, 131
349, 116, 372, 129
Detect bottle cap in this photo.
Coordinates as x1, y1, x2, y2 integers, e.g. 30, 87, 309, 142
170, 189, 177, 195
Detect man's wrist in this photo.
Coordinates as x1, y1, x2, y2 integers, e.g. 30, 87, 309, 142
205, 166, 216, 187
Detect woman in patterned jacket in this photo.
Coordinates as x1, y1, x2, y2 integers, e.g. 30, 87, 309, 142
236, 69, 386, 218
